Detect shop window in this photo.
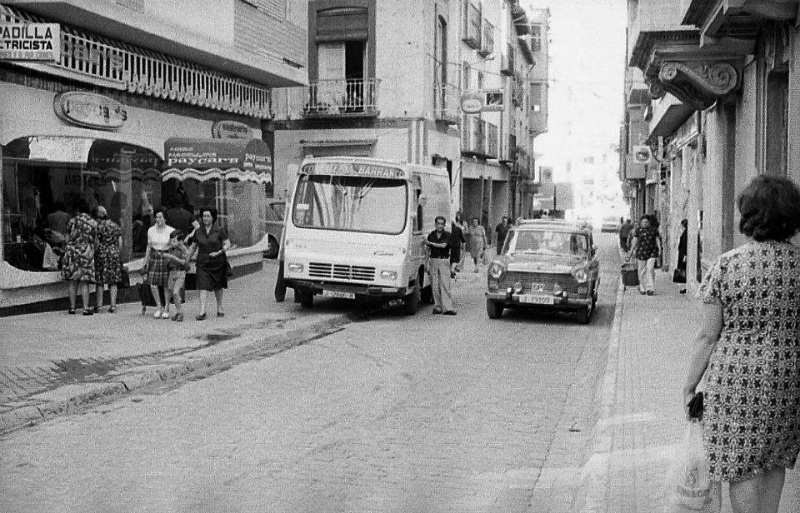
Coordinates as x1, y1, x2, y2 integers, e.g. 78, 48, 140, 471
2, 136, 269, 273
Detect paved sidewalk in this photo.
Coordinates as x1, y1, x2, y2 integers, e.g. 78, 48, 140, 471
0, 261, 358, 434
585, 269, 799, 512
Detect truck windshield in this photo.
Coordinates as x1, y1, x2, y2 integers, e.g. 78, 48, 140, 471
292, 174, 408, 234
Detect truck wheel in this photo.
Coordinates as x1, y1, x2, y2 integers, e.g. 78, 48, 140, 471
299, 289, 314, 309
577, 304, 592, 324
486, 299, 504, 319
402, 286, 420, 315
264, 236, 279, 259
274, 261, 286, 303
419, 270, 434, 304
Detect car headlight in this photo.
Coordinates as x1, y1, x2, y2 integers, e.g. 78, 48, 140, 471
380, 270, 397, 280
287, 263, 304, 273
488, 262, 506, 280
513, 281, 524, 294
572, 267, 589, 283
553, 283, 563, 295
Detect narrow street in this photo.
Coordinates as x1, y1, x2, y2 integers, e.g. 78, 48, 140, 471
0, 236, 621, 513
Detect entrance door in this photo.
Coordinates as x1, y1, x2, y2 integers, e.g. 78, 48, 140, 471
317, 43, 346, 111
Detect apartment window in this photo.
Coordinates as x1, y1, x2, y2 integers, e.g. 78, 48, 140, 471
530, 83, 543, 112
434, 15, 448, 109
529, 24, 542, 53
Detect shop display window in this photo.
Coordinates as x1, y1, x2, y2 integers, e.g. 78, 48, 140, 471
2, 137, 268, 273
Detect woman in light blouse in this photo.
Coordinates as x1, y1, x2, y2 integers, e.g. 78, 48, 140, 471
144, 207, 174, 319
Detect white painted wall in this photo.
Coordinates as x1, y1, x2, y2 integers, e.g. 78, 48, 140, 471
145, 0, 235, 43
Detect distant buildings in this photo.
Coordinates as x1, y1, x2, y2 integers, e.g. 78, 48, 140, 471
270, 0, 549, 232
621, 0, 800, 291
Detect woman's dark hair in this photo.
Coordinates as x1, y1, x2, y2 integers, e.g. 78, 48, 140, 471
170, 230, 186, 241
75, 199, 91, 215
681, 218, 688, 228
738, 175, 800, 241
153, 206, 167, 218
455, 211, 463, 222
199, 207, 218, 223
471, 216, 480, 223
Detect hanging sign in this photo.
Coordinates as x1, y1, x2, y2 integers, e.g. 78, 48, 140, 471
460, 92, 482, 114
212, 120, 253, 140
0, 23, 60, 62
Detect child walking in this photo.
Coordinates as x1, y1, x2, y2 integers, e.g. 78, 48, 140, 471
163, 231, 190, 321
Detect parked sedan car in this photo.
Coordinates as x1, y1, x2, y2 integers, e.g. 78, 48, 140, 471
485, 221, 600, 324
263, 200, 286, 259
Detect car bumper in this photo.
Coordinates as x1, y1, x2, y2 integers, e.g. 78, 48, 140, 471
285, 278, 409, 298
485, 290, 591, 308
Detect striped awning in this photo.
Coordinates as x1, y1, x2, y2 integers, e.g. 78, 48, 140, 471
162, 138, 273, 184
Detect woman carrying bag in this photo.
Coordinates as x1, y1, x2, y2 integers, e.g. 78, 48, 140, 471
682, 176, 800, 513
188, 207, 231, 320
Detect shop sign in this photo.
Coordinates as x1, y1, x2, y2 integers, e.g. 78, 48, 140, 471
212, 120, 252, 140
54, 92, 128, 130
163, 138, 273, 185
460, 92, 482, 114
461, 90, 505, 113
0, 23, 60, 62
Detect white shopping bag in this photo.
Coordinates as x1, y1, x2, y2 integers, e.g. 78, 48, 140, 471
664, 420, 720, 513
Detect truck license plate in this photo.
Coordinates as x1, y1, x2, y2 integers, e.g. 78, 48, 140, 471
520, 294, 554, 305
322, 290, 355, 299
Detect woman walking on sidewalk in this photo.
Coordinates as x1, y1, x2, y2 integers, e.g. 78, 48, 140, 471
683, 175, 800, 513
189, 207, 231, 320
61, 199, 98, 315
629, 214, 661, 295
467, 217, 487, 273
92, 206, 123, 313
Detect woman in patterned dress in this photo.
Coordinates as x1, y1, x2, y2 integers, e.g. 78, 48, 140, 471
629, 213, 662, 295
61, 199, 98, 315
144, 207, 174, 319
683, 175, 800, 513
92, 206, 123, 313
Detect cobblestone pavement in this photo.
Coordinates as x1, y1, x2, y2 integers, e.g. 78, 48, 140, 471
0, 239, 622, 512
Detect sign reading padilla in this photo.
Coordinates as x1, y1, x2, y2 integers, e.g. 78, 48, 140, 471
0, 23, 60, 62
163, 138, 272, 185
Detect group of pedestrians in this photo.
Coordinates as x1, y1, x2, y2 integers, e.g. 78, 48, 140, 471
59, 198, 231, 321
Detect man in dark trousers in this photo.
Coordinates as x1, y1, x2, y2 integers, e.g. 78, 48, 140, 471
495, 216, 510, 255
450, 216, 465, 278
426, 216, 456, 315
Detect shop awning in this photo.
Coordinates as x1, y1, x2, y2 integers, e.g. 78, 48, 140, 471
86, 139, 163, 182
162, 138, 273, 184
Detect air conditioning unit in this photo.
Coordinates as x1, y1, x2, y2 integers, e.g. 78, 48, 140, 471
632, 145, 653, 164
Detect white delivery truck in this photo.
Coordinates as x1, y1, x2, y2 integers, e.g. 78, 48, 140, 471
281, 157, 452, 314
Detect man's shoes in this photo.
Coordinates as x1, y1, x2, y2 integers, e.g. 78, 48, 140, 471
196, 313, 208, 321
432, 307, 443, 314
646, 290, 654, 296
639, 290, 646, 295
443, 310, 457, 316
679, 289, 687, 294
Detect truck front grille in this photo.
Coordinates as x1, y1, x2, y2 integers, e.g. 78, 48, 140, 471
308, 262, 376, 282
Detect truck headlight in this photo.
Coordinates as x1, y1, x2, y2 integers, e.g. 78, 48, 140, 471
572, 267, 589, 283
380, 270, 397, 280
287, 263, 304, 273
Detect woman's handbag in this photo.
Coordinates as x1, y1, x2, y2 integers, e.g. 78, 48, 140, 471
672, 268, 687, 284
224, 256, 233, 277
664, 420, 720, 513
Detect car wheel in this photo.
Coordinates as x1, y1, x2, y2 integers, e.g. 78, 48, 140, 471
299, 289, 314, 309
486, 299, 504, 319
577, 304, 592, 324
402, 286, 421, 316
263, 236, 279, 259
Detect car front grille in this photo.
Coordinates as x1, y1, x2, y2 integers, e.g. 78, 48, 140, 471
499, 271, 580, 294
308, 262, 376, 282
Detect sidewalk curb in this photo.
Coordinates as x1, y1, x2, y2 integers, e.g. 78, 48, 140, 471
0, 312, 357, 435
574, 275, 625, 513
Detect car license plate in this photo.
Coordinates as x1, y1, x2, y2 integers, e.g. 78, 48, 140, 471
322, 290, 355, 299
520, 294, 554, 305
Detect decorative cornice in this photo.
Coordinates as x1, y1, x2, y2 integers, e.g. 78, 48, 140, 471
648, 60, 740, 109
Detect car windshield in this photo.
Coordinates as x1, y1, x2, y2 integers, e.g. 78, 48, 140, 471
507, 230, 589, 257
292, 173, 408, 234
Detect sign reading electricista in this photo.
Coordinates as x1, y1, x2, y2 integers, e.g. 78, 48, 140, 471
0, 23, 60, 62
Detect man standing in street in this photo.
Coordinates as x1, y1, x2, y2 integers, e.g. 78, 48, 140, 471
426, 216, 456, 315
495, 216, 510, 255
450, 215, 465, 278
618, 218, 633, 254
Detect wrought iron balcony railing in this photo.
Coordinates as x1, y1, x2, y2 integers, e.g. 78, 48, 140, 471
302, 78, 379, 117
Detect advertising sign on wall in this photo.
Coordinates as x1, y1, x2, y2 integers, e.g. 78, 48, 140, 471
0, 23, 60, 62
460, 90, 505, 113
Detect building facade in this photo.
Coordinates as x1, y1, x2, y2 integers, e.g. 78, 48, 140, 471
271, 0, 544, 242
0, 0, 307, 312
623, 0, 800, 291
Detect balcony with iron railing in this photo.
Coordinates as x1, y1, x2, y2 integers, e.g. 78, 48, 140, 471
302, 78, 379, 118
463, 1, 482, 49
434, 85, 461, 124
461, 117, 499, 159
